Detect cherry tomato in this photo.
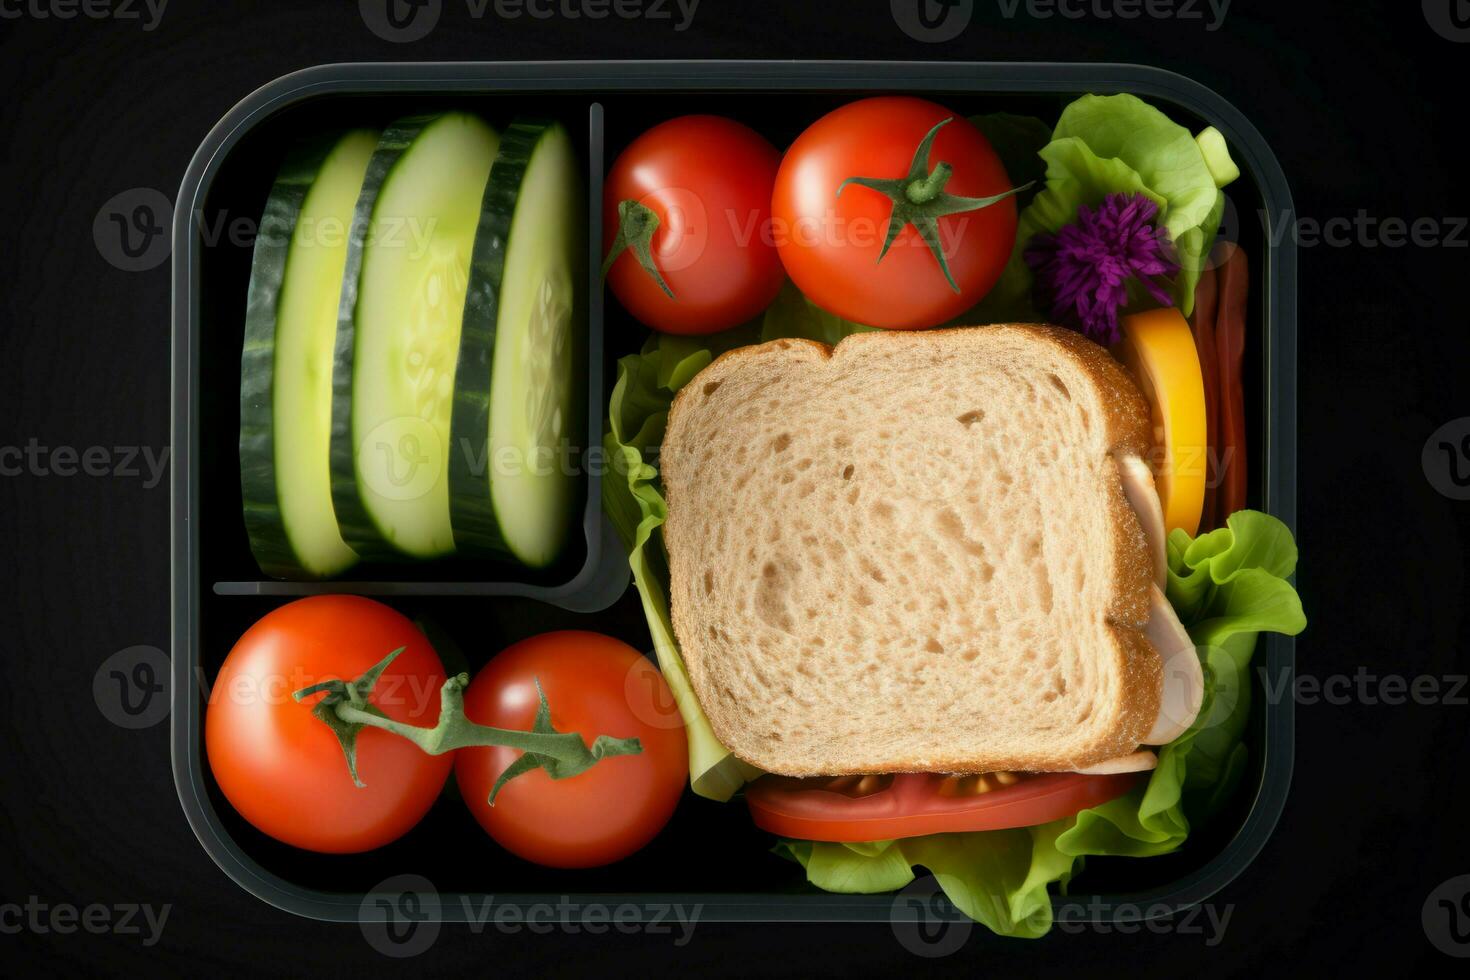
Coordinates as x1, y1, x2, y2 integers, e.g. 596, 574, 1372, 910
772, 96, 1019, 330
205, 596, 453, 853
603, 115, 785, 335
455, 631, 687, 868
746, 771, 1139, 842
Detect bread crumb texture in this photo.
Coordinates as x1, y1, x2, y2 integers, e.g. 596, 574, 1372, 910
662, 326, 1161, 776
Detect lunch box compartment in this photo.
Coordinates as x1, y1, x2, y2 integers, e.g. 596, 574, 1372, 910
188, 92, 627, 611
173, 62, 1296, 925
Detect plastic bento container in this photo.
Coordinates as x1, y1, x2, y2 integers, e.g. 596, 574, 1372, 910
171, 61, 1296, 926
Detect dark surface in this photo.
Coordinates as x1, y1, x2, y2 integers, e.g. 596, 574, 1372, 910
0, 0, 1465, 973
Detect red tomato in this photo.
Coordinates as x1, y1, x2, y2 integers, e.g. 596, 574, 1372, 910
772, 96, 1019, 330
456, 631, 688, 868
604, 115, 785, 335
205, 596, 453, 853
746, 771, 1139, 842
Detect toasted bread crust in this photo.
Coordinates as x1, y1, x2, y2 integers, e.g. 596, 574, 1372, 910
663, 324, 1162, 775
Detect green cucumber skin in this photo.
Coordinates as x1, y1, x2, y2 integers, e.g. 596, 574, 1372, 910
447, 119, 583, 565
446, 122, 532, 559
239, 134, 346, 580
327, 115, 440, 561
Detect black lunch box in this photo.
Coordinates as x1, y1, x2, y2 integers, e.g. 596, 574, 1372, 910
171, 61, 1297, 925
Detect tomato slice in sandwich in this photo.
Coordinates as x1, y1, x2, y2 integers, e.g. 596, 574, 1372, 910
746, 771, 1140, 842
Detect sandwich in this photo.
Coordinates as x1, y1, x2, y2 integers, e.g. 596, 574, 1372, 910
661, 325, 1203, 785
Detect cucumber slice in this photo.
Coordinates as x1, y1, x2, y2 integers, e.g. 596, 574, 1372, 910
449, 119, 584, 567
330, 113, 500, 559
240, 129, 378, 579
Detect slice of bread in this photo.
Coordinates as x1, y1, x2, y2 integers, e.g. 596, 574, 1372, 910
661, 324, 1162, 776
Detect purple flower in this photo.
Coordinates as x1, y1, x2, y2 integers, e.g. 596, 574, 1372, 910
1024, 193, 1179, 345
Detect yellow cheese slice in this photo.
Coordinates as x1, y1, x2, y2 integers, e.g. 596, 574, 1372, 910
1113, 308, 1208, 537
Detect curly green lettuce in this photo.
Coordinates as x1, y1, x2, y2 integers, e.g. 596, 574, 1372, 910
974, 93, 1240, 323
604, 330, 759, 802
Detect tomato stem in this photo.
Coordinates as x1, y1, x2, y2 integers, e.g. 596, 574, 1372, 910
293, 649, 642, 805
904, 161, 952, 205
836, 117, 1033, 293
601, 199, 675, 300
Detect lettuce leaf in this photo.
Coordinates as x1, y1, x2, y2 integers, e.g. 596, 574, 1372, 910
772, 827, 1069, 938
969, 112, 1051, 207
759, 279, 879, 343
775, 839, 916, 895
771, 511, 1305, 937
975, 93, 1239, 323
604, 333, 760, 801
602, 284, 872, 800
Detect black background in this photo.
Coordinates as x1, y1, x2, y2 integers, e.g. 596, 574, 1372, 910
1, 0, 1466, 974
